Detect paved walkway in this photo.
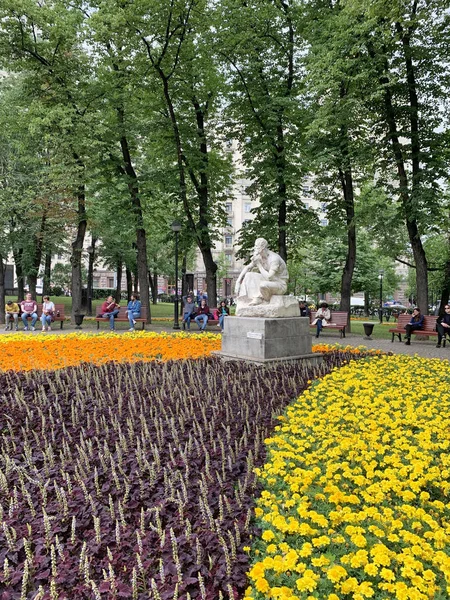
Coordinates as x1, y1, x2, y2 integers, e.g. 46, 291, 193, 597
2, 321, 448, 361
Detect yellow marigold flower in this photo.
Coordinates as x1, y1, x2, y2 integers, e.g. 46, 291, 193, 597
328, 595, 340, 600
380, 567, 395, 581
351, 533, 367, 548
326, 565, 347, 582
262, 529, 276, 542
255, 577, 270, 593
254, 507, 264, 517
340, 577, 359, 593
364, 563, 378, 576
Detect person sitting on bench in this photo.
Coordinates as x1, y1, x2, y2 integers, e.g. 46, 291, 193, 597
194, 299, 210, 331
404, 307, 424, 345
20, 293, 38, 331
5, 300, 19, 331
182, 295, 196, 330
436, 304, 450, 348
101, 296, 120, 331
126, 294, 141, 331
312, 302, 331, 338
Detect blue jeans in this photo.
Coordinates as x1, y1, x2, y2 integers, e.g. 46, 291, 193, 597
22, 312, 38, 328
103, 309, 120, 330
183, 313, 193, 330
128, 311, 140, 328
41, 315, 52, 328
195, 314, 208, 330
316, 319, 324, 336
219, 314, 226, 331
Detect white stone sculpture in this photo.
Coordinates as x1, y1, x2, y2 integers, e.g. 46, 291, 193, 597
234, 238, 299, 317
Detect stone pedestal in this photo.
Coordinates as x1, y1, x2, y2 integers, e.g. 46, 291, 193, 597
217, 316, 322, 365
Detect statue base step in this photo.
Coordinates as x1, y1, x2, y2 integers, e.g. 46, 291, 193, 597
215, 316, 322, 366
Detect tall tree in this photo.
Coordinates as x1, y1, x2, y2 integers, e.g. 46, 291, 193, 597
216, 0, 304, 262
0, 0, 97, 320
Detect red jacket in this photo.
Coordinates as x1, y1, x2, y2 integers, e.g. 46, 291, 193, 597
101, 300, 119, 314
196, 303, 209, 315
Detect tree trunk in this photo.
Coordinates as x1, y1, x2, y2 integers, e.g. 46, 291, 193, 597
28, 275, 37, 299
338, 165, 356, 334
13, 248, 25, 301
181, 255, 187, 316
275, 122, 288, 263
42, 251, 51, 299
153, 269, 158, 305
28, 207, 47, 301
149, 270, 156, 305
115, 258, 122, 303
70, 164, 88, 321
0, 256, 5, 325
367, 41, 429, 314
115, 110, 151, 323
87, 237, 96, 316
364, 291, 370, 317
126, 266, 132, 302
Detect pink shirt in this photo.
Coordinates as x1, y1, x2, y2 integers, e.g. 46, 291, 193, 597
21, 300, 37, 314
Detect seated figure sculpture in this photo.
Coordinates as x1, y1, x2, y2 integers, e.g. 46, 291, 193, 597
234, 238, 290, 316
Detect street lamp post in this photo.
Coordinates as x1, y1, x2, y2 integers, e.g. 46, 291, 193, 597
171, 220, 182, 330
378, 269, 384, 323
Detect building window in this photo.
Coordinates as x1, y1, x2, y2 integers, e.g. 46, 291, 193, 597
225, 234, 232, 246
320, 219, 329, 226
226, 217, 233, 226
93, 277, 101, 288
244, 202, 252, 213
108, 277, 114, 288
225, 253, 232, 265
304, 202, 309, 209
321, 202, 328, 211
225, 202, 232, 213
302, 186, 311, 195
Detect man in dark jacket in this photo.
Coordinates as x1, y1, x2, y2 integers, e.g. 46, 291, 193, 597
299, 301, 311, 318
436, 304, 450, 348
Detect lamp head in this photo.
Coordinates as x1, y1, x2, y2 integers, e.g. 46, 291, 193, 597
171, 220, 182, 233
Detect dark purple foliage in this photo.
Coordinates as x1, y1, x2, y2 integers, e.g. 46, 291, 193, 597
0, 351, 376, 599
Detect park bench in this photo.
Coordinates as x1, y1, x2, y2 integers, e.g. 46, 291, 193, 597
95, 305, 148, 330
9, 303, 66, 329
310, 311, 348, 338
389, 314, 441, 344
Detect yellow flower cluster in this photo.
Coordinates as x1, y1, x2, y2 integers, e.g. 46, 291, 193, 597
246, 355, 450, 599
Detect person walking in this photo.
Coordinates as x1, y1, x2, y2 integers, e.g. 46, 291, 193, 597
194, 299, 210, 331
404, 307, 424, 345
436, 304, 450, 348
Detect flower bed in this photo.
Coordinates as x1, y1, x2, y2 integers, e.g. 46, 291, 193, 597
0, 346, 383, 599
246, 354, 450, 599
0, 331, 221, 372
0, 332, 383, 374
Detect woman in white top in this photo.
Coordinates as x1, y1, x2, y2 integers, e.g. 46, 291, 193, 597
41, 296, 55, 331
312, 302, 331, 338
